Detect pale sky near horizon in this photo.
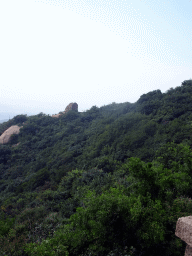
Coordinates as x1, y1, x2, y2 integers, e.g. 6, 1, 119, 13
0, 0, 192, 118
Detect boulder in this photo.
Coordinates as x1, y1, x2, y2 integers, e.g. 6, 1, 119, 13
175, 216, 192, 256
0, 125, 22, 144
63, 102, 78, 114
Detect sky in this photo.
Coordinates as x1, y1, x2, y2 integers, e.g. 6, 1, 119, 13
0, 0, 192, 119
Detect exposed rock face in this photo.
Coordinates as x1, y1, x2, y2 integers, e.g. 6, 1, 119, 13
52, 102, 78, 118
63, 102, 78, 114
185, 245, 192, 256
0, 125, 22, 144
52, 113, 61, 118
175, 216, 192, 256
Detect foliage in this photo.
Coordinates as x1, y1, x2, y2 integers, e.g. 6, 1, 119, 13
1, 80, 192, 255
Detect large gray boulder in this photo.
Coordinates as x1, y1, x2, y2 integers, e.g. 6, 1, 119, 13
175, 216, 192, 256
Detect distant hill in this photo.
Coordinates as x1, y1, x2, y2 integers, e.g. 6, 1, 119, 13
0, 110, 36, 123
0, 119, 9, 123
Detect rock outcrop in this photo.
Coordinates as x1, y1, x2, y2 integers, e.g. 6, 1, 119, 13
52, 102, 78, 118
175, 216, 192, 255
63, 102, 78, 114
52, 113, 61, 118
0, 125, 22, 144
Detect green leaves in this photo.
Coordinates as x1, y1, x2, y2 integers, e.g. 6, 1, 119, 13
24, 237, 69, 256
135, 196, 167, 247
51, 184, 173, 255
0, 214, 15, 237
53, 188, 135, 255
123, 151, 192, 204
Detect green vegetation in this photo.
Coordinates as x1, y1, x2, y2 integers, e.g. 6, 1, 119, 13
1, 79, 192, 255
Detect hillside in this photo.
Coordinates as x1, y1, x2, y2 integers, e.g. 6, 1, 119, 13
1, 79, 192, 255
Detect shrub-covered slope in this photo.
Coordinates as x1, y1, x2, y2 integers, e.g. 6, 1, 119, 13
0, 79, 192, 255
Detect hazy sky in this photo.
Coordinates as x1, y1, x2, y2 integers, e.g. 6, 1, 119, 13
0, 0, 192, 118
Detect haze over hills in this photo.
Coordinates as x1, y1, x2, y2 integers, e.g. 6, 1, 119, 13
0, 102, 38, 121
0, 112, 33, 122
0, 119, 9, 124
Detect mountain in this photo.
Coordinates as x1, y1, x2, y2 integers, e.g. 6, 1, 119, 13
1, 80, 192, 255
